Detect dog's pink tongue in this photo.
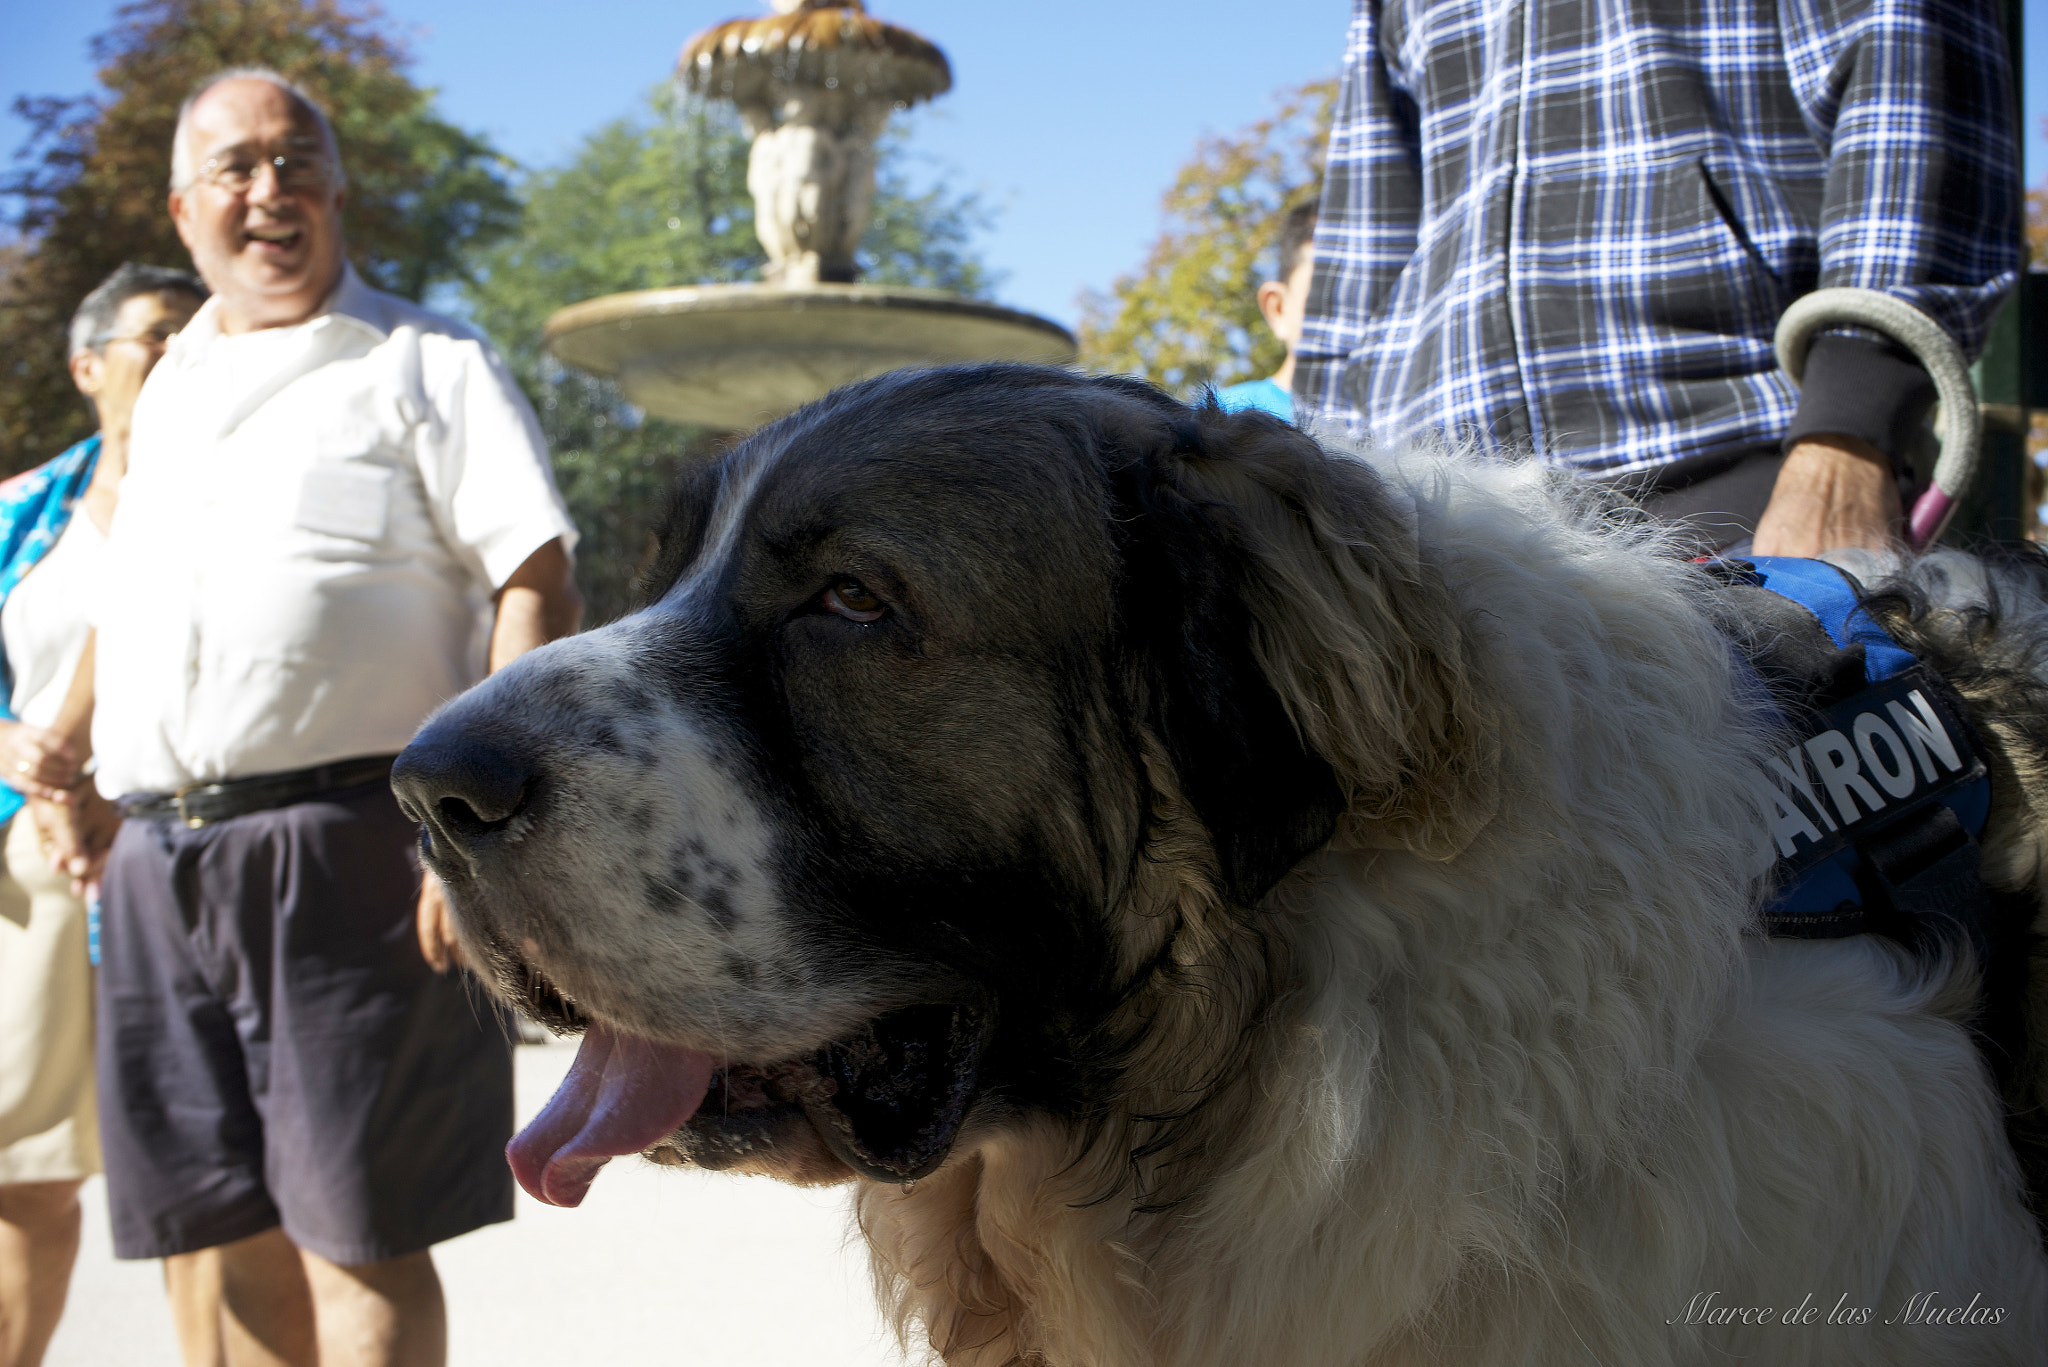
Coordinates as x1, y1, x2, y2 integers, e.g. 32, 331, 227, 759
506, 1023, 716, 1208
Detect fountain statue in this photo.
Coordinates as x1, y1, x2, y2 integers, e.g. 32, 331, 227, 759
698, 0, 950, 286
543, 0, 1077, 431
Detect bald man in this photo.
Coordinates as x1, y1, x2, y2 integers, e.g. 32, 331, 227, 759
83, 69, 582, 1367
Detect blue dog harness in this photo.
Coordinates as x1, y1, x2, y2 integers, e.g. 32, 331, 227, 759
1721, 557, 1992, 945
1724, 559, 2039, 1232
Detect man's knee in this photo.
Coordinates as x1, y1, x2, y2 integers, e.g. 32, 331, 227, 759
299, 1247, 441, 1305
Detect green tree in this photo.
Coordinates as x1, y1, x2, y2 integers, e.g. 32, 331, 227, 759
0, 0, 518, 475
461, 90, 755, 629
2028, 153, 2047, 271
861, 124, 996, 299
1078, 79, 1335, 398
466, 89, 994, 625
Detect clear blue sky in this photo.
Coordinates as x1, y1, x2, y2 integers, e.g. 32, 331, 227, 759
3, 0, 2042, 331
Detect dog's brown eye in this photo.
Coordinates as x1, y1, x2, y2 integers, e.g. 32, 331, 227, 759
824, 578, 886, 622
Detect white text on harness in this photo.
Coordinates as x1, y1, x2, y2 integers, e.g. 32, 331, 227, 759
1751, 684, 1973, 863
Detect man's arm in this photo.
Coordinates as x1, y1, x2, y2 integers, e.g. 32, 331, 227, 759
24, 631, 120, 893
487, 536, 583, 671
1754, 0, 2017, 554
2, 632, 93, 802
419, 536, 582, 972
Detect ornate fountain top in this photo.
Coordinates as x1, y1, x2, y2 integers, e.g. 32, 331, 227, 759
680, 1, 951, 111
677, 1, 953, 286
542, 1, 1071, 430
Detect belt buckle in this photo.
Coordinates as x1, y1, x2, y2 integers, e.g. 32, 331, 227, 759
172, 782, 208, 829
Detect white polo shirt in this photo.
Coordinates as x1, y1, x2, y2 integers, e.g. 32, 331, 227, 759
94, 266, 577, 797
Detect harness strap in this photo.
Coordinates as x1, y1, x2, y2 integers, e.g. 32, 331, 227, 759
1717, 558, 2039, 1196
1742, 556, 1917, 682
1711, 557, 1994, 938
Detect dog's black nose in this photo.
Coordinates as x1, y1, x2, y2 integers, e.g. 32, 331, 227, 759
391, 726, 536, 860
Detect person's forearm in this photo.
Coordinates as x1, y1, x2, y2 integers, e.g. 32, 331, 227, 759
1750, 433, 1900, 558
488, 538, 583, 672
1782, 334, 1935, 476
488, 591, 572, 670
51, 631, 94, 756
0, 634, 97, 802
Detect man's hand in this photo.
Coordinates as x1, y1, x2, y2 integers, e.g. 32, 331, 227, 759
1, 721, 84, 802
30, 786, 120, 895
1750, 433, 1902, 558
416, 871, 465, 974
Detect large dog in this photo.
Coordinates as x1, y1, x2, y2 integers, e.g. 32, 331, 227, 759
394, 366, 2048, 1365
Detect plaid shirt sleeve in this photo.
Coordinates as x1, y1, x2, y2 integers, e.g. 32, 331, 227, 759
1294, 0, 2020, 464
1784, 0, 2018, 354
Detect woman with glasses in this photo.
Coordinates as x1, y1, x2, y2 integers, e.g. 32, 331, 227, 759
0, 261, 202, 1367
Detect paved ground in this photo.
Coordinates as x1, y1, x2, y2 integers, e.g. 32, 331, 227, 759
46, 1038, 915, 1366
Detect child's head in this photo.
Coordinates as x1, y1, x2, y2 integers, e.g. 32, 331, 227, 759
1257, 201, 1319, 356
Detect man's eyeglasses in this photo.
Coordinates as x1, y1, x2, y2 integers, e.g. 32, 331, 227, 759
194, 152, 334, 194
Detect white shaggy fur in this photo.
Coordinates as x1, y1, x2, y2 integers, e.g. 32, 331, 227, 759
853, 443, 2048, 1366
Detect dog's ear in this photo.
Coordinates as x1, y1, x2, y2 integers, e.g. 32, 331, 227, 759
1111, 402, 1499, 896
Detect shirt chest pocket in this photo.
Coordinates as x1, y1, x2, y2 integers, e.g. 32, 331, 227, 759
295, 461, 395, 543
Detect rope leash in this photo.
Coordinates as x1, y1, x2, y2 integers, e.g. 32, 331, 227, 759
1773, 287, 1981, 551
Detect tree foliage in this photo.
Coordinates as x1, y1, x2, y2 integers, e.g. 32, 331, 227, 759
0, 0, 518, 475
2025, 118, 2048, 271
463, 94, 760, 371
465, 90, 995, 625
1077, 79, 1335, 398
861, 124, 997, 299
459, 90, 754, 628
2028, 183, 2047, 272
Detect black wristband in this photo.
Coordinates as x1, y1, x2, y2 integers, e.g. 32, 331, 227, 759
1783, 332, 1938, 474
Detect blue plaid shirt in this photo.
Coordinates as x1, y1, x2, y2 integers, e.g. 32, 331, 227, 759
1294, 0, 2019, 477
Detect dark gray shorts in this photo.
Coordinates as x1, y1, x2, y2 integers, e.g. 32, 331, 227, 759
95, 778, 515, 1264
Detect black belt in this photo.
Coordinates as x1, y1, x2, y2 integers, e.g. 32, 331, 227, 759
121, 754, 399, 828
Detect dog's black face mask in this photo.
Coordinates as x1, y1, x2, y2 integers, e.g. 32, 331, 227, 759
395, 364, 1347, 1187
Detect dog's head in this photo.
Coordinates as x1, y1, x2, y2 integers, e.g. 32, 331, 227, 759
392, 365, 1495, 1202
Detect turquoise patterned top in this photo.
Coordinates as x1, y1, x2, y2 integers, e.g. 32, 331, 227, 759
0, 434, 101, 825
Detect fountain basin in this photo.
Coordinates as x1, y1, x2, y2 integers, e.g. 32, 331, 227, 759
544, 283, 1078, 430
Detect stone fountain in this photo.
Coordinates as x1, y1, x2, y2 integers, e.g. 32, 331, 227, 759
543, 0, 1077, 431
